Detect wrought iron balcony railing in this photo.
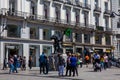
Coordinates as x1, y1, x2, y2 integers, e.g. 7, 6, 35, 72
0, 8, 27, 18
0, 8, 112, 33
83, 3, 91, 10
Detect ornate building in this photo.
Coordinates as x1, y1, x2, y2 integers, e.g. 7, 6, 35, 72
0, 0, 112, 68
111, 0, 120, 58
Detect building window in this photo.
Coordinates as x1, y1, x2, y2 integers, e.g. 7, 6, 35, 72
105, 35, 111, 45
75, 33, 82, 43
30, 27, 39, 39
105, 2, 108, 10
55, 6, 60, 22
119, 0, 120, 7
117, 22, 120, 28
44, 4, 49, 19
84, 0, 88, 5
43, 46, 52, 56
95, 34, 102, 44
84, 34, 90, 43
66, 8, 71, 24
30, 2, 36, 15
84, 11, 89, 26
9, 0, 17, 15
95, 0, 99, 7
105, 17, 109, 29
95, 14, 99, 26
7, 25, 21, 38
43, 29, 51, 40
75, 10, 80, 24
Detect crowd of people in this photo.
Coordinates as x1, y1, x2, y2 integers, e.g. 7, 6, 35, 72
3, 51, 112, 76
4, 55, 26, 74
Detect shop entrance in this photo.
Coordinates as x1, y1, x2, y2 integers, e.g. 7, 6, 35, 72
4, 44, 23, 62
29, 45, 40, 67
8, 48, 18, 58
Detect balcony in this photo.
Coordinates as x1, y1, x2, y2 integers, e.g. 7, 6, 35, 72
53, 0, 64, 3
7, 32, 20, 38
105, 27, 112, 32
76, 2, 83, 8
83, 3, 91, 10
94, 6, 101, 13
104, 9, 111, 16
65, 0, 73, 5
96, 26, 104, 31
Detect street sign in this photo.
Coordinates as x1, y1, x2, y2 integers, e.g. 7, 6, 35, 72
65, 28, 72, 37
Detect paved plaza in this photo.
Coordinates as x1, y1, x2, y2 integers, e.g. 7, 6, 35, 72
0, 65, 120, 80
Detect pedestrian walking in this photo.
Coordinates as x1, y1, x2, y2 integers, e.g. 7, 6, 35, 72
28, 56, 33, 70
13, 55, 18, 73
65, 53, 71, 76
39, 52, 46, 74
21, 56, 26, 71
8, 56, 14, 74
70, 54, 78, 76
85, 55, 90, 67
58, 53, 65, 76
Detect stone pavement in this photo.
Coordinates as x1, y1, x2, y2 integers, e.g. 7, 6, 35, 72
0, 65, 120, 80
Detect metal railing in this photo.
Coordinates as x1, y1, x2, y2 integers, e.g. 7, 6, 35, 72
1, 8, 26, 18
0, 8, 98, 31
83, 3, 91, 10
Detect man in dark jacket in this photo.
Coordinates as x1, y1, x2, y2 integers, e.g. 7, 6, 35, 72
13, 55, 18, 73
39, 52, 46, 74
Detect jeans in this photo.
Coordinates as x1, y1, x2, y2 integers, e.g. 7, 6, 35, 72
58, 65, 64, 76
9, 64, 14, 74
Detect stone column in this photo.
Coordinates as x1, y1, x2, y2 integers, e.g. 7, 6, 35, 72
102, 34, 106, 45
23, 44, 29, 68
82, 33, 84, 44
91, 32, 95, 44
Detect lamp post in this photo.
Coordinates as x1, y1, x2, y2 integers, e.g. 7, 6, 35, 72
110, 10, 120, 58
